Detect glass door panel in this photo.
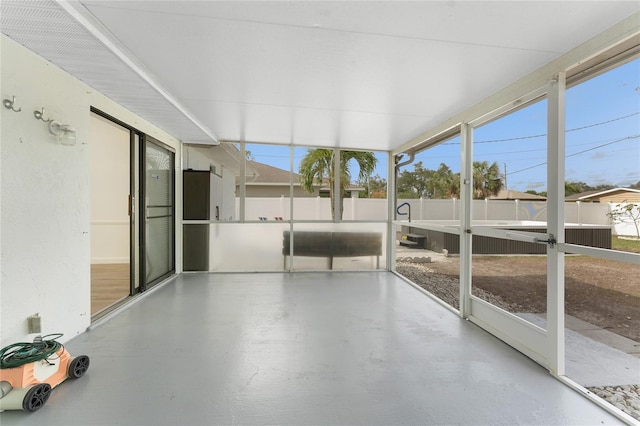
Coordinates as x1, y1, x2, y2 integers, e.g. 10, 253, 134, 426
144, 137, 175, 287
89, 112, 132, 316
562, 58, 640, 414
133, 133, 140, 291
471, 97, 548, 328
394, 136, 462, 311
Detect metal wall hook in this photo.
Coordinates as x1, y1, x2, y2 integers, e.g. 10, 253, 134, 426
34, 107, 53, 123
32, 106, 76, 144
3, 96, 22, 112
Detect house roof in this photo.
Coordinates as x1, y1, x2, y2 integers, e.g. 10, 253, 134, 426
488, 189, 547, 201
565, 187, 640, 201
245, 161, 302, 185
242, 160, 363, 192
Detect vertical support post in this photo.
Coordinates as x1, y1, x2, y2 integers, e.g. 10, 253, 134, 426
289, 145, 295, 271
547, 72, 566, 376
608, 202, 614, 233
388, 154, 396, 272
515, 199, 520, 220
452, 197, 457, 220
333, 148, 341, 223
576, 201, 582, 225
239, 142, 246, 222
459, 123, 473, 318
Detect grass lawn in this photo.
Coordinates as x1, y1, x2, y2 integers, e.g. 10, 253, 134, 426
612, 236, 640, 253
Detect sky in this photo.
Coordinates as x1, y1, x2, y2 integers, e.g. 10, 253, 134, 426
246, 58, 639, 193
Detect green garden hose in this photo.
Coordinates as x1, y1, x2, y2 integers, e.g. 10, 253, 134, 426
0, 334, 63, 369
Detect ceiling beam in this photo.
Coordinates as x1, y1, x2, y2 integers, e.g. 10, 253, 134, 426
57, 0, 219, 145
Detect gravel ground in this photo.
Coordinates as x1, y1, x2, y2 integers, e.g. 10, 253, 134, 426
396, 261, 640, 422
587, 385, 640, 421
396, 261, 524, 312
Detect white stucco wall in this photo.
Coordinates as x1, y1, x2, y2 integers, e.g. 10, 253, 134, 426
1, 35, 91, 344
1, 35, 183, 346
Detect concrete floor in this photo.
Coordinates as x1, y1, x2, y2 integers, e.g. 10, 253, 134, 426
0, 272, 624, 425
518, 313, 640, 387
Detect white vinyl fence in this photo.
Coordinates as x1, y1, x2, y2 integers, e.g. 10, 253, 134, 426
239, 197, 638, 236
607, 202, 640, 238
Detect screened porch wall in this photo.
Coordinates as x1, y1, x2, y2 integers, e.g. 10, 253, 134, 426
187, 221, 388, 272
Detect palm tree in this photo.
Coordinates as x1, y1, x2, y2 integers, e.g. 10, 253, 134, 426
299, 149, 377, 220
473, 161, 503, 199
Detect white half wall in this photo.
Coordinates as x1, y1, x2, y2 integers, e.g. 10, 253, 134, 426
1, 35, 183, 346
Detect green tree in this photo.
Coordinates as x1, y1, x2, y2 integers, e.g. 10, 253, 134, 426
397, 162, 458, 199
473, 161, 503, 199
432, 163, 460, 199
593, 184, 615, 191
398, 160, 502, 200
565, 181, 615, 197
357, 174, 387, 198
299, 149, 377, 219
397, 161, 431, 198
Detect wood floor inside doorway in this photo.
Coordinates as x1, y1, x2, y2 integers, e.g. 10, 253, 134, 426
91, 263, 130, 315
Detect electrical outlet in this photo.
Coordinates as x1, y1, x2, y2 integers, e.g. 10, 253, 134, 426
28, 313, 41, 334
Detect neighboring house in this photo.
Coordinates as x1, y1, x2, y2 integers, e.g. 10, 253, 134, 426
241, 161, 308, 197
565, 188, 640, 203
488, 189, 547, 200
240, 160, 365, 198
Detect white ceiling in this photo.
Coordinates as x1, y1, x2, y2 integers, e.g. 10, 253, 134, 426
2, 1, 638, 151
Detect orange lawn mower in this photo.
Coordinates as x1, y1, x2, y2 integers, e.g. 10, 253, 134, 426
0, 334, 89, 412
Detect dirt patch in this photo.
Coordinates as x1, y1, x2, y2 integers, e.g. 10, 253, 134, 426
398, 254, 640, 342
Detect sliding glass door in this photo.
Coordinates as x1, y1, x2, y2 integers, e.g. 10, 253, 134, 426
143, 136, 175, 288
89, 111, 133, 316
